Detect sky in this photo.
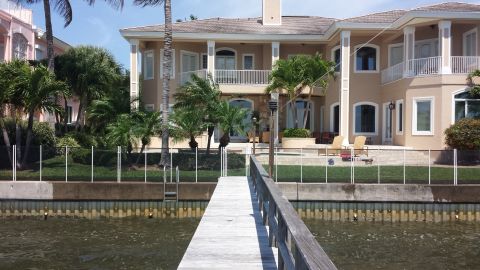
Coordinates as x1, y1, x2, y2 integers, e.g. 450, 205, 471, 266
25, 0, 480, 68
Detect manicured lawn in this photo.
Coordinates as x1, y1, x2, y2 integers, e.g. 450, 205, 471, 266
0, 156, 245, 182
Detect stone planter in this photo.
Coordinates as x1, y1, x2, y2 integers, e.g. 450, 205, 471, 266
281, 137, 316, 149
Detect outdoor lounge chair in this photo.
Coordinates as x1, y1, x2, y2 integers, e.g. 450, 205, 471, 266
352, 136, 368, 156
327, 135, 344, 155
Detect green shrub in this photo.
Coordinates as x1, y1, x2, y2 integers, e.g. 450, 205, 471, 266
56, 136, 80, 155
0, 118, 56, 147
283, 128, 311, 138
445, 119, 480, 150
67, 132, 99, 148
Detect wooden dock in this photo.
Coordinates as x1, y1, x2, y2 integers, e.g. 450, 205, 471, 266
178, 176, 278, 269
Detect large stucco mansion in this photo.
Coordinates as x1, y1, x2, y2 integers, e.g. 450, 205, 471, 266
121, 0, 480, 149
0, 0, 76, 124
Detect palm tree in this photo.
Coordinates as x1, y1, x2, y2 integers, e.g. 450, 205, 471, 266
217, 101, 249, 148
174, 74, 221, 155
170, 108, 206, 151
266, 54, 335, 129
22, 65, 69, 168
17, 0, 124, 72
131, 111, 162, 165
134, 0, 173, 167
106, 114, 137, 162
56, 46, 121, 131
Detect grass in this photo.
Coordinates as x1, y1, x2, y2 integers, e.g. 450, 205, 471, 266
1, 157, 479, 184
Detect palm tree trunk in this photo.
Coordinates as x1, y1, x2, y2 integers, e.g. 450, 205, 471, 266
63, 94, 68, 134
75, 95, 87, 132
302, 86, 314, 129
14, 109, 22, 169
159, 0, 172, 167
206, 125, 214, 155
43, 0, 55, 72
135, 143, 146, 166
21, 109, 35, 168
0, 114, 13, 165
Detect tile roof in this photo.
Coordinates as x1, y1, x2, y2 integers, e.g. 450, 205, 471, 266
121, 2, 480, 35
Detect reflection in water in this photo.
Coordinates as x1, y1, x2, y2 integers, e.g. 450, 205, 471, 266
305, 220, 480, 270
0, 218, 199, 269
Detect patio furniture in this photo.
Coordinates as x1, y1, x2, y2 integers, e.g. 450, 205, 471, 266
352, 136, 368, 156
326, 135, 344, 156
321, 132, 334, 144
248, 131, 259, 143
312, 132, 322, 144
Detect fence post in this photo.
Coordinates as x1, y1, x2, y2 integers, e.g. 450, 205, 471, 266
170, 149, 173, 183
91, 146, 94, 183
325, 147, 328, 183
39, 145, 42, 182
117, 146, 121, 183
220, 147, 223, 177
65, 145, 68, 182
195, 147, 198, 183
12, 145, 16, 182
428, 149, 431, 185
225, 147, 228, 177
300, 148, 303, 183
377, 146, 380, 184
144, 149, 147, 183
275, 147, 278, 183
403, 149, 406, 184
454, 149, 458, 186
351, 147, 354, 184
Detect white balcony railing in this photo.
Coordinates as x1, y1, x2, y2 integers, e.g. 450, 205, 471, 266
179, 69, 208, 86
381, 62, 404, 84
408, 56, 441, 77
215, 70, 271, 85
0, 0, 32, 24
451, 56, 480, 74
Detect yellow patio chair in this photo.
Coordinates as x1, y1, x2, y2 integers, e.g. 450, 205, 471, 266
352, 136, 368, 156
326, 135, 344, 156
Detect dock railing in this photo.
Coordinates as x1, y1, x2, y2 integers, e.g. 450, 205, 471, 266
250, 156, 337, 270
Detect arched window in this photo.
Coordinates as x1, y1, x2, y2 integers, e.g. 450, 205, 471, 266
454, 91, 480, 122
287, 100, 313, 130
216, 49, 236, 70
12, 33, 28, 60
354, 102, 378, 134
330, 103, 339, 133
331, 46, 341, 72
355, 45, 379, 72
229, 99, 253, 138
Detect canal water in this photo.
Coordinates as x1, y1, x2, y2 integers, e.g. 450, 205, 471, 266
305, 220, 480, 269
0, 218, 199, 269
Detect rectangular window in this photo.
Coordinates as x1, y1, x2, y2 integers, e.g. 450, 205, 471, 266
464, 29, 477, 56
35, 48, 44, 60
66, 105, 73, 124
145, 104, 154, 112
354, 104, 377, 134
413, 97, 434, 135
396, 100, 404, 135
201, 53, 208, 69
160, 49, 176, 79
144, 50, 154, 80
389, 44, 403, 66
243, 54, 254, 70
181, 51, 198, 73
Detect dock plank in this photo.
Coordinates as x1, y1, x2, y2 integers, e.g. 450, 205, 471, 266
178, 176, 278, 269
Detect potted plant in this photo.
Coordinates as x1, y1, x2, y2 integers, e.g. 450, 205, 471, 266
281, 128, 315, 148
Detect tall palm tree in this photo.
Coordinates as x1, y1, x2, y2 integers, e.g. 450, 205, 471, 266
22, 65, 69, 168
17, 0, 124, 72
56, 46, 121, 131
134, 0, 172, 167
217, 101, 249, 148
174, 74, 221, 155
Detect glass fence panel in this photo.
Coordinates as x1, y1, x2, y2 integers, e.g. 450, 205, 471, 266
430, 150, 455, 185
197, 148, 221, 182
92, 148, 117, 182
0, 146, 13, 181
404, 150, 430, 184
39, 146, 67, 181
378, 149, 404, 184
302, 148, 327, 183
353, 147, 377, 184
457, 150, 480, 185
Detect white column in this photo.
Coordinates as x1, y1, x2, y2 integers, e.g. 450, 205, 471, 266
129, 39, 139, 111
403, 26, 415, 77
272, 42, 280, 143
271, 42, 280, 66
339, 31, 350, 146
207, 40, 215, 79
438, 20, 452, 74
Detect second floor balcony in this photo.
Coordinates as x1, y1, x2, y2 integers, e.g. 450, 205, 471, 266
381, 56, 480, 85
179, 69, 272, 86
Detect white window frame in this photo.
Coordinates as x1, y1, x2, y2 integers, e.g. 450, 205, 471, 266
143, 50, 154, 80
286, 99, 314, 131
215, 47, 237, 70
242, 53, 255, 70
66, 105, 73, 124
388, 43, 404, 67
414, 38, 439, 58
160, 49, 176, 79
180, 50, 199, 73
396, 99, 404, 135
145, 104, 155, 112
354, 44, 380, 73
463, 28, 478, 56
331, 45, 341, 73
201, 53, 208, 70
352, 101, 379, 136
330, 102, 340, 133
412, 96, 434, 136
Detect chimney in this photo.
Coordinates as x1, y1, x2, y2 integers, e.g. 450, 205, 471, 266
262, 0, 281, 25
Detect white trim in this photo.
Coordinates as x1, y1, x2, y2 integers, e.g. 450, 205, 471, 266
382, 102, 393, 144
330, 102, 340, 133
286, 99, 315, 131
352, 101, 379, 136
396, 99, 404, 135
215, 47, 237, 69
242, 53, 255, 70
412, 96, 435, 136
143, 50, 154, 80
200, 53, 208, 69
388, 42, 403, 67
180, 50, 200, 73
353, 44, 380, 73
160, 48, 176, 79
463, 27, 478, 56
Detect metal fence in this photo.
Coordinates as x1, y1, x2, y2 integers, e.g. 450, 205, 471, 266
1, 145, 479, 185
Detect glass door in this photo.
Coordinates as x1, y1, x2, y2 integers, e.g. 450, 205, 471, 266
383, 103, 393, 144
